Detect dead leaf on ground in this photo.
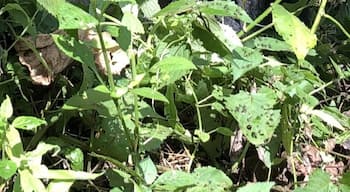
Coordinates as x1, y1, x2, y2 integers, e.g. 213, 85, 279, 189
15, 30, 72, 85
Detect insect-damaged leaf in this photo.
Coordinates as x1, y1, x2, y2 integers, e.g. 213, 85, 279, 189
231, 47, 263, 82
272, 4, 317, 61
224, 87, 280, 145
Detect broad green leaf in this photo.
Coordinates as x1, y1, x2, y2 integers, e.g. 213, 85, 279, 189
254, 37, 292, 52
64, 147, 84, 171
38, 0, 97, 29
47, 180, 74, 192
139, 157, 157, 185
12, 116, 47, 131
272, 4, 317, 60
52, 34, 98, 92
19, 169, 46, 192
237, 182, 275, 192
0, 95, 13, 119
154, 0, 196, 17
224, 88, 280, 145
0, 159, 17, 180
198, 1, 252, 23
33, 165, 103, 180
63, 85, 117, 117
140, 124, 173, 152
152, 170, 195, 191
105, 26, 131, 51
0, 4, 36, 35
192, 166, 233, 191
132, 88, 169, 103
294, 169, 333, 192
122, 12, 145, 34
231, 47, 264, 82
150, 57, 196, 88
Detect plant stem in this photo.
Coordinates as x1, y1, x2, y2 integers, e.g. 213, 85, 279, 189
310, 0, 327, 34
231, 142, 250, 171
323, 14, 350, 39
242, 23, 274, 42
238, 0, 282, 37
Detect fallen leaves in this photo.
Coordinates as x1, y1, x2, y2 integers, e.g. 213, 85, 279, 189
15, 29, 129, 85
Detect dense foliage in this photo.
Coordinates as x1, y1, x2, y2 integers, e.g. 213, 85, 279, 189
0, 0, 350, 191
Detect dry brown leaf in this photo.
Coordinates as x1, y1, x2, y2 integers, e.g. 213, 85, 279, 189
15, 30, 72, 85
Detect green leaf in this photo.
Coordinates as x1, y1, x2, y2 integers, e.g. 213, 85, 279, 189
192, 166, 233, 191
237, 182, 275, 192
198, 1, 252, 23
52, 34, 98, 92
33, 165, 103, 180
152, 170, 195, 191
215, 127, 234, 136
139, 157, 157, 185
64, 147, 84, 171
63, 85, 117, 117
36, 0, 65, 16
231, 47, 264, 82
150, 56, 196, 88
154, 0, 196, 17
12, 116, 47, 131
0, 95, 13, 119
25, 142, 60, 165
294, 169, 333, 192
339, 171, 350, 192
132, 88, 169, 103
0, 159, 17, 180
5, 126, 23, 163
19, 169, 46, 192
272, 4, 317, 60
47, 180, 74, 192
224, 88, 281, 145
195, 129, 210, 143
254, 37, 292, 52
140, 0, 161, 18
140, 124, 173, 152
121, 12, 145, 34
52, 1, 98, 29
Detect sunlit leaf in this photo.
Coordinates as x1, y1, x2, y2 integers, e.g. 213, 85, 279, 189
139, 157, 157, 185
132, 88, 169, 104
122, 12, 144, 34
19, 169, 46, 192
33, 165, 103, 180
0, 160, 17, 180
224, 88, 280, 145
12, 116, 47, 131
237, 182, 275, 192
0, 95, 13, 119
47, 180, 74, 192
272, 4, 317, 60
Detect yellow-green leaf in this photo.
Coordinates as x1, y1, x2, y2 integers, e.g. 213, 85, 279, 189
272, 4, 317, 60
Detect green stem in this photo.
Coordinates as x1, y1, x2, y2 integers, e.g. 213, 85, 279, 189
96, 24, 115, 92
323, 14, 350, 39
238, 0, 282, 37
231, 142, 250, 171
242, 23, 274, 42
90, 152, 143, 183
310, 0, 327, 34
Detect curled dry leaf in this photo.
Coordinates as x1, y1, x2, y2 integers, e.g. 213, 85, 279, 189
15, 29, 129, 85
79, 29, 129, 75
14, 30, 72, 85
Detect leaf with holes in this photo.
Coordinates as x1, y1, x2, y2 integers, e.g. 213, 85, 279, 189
198, 1, 252, 23
224, 87, 280, 145
272, 4, 317, 60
